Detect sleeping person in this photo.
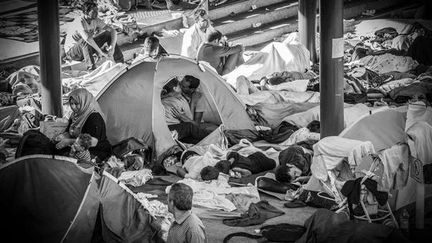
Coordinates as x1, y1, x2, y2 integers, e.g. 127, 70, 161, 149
200, 151, 276, 180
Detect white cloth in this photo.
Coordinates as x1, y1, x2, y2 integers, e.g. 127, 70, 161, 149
356, 53, 418, 74
311, 136, 376, 181
118, 169, 153, 187
224, 41, 310, 87
168, 177, 260, 212
279, 127, 320, 146
405, 101, 432, 131
183, 151, 219, 179
407, 121, 432, 167
180, 24, 206, 59
378, 143, 409, 191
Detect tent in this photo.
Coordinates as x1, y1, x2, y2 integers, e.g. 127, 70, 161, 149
0, 155, 162, 243
305, 106, 432, 210
86, 56, 255, 160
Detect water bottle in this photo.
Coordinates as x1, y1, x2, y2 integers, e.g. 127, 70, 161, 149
399, 208, 410, 238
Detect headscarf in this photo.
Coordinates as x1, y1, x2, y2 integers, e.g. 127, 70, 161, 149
68, 88, 104, 137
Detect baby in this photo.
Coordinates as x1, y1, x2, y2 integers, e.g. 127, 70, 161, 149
69, 133, 92, 164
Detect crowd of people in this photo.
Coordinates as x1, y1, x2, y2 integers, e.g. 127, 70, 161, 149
2, 0, 431, 242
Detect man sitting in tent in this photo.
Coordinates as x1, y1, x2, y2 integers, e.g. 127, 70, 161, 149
180, 75, 218, 133
162, 78, 211, 144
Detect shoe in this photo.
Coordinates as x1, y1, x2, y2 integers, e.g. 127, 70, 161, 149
256, 177, 298, 194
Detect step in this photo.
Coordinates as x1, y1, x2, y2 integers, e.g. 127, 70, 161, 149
213, 0, 298, 36
229, 0, 406, 49
209, 0, 286, 20
228, 17, 298, 47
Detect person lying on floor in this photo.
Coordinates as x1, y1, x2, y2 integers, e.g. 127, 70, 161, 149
199, 151, 277, 180
274, 145, 313, 184
162, 78, 211, 144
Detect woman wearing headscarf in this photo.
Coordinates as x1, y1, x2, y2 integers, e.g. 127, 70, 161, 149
55, 88, 111, 161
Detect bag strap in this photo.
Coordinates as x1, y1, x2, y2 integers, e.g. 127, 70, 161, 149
223, 232, 263, 243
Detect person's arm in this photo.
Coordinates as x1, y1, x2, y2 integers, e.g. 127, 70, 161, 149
213, 44, 243, 58
78, 18, 107, 58
193, 111, 203, 123
172, 107, 199, 126
103, 24, 118, 58
81, 113, 106, 147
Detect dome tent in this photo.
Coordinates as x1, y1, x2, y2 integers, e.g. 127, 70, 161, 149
89, 56, 255, 160
0, 155, 162, 243
305, 106, 432, 210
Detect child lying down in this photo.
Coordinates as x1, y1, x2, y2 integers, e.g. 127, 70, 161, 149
177, 145, 312, 184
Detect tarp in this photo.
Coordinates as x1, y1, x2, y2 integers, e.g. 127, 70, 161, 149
0, 155, 162, 242
223, 40, 311, 87
85, 56, 255, 160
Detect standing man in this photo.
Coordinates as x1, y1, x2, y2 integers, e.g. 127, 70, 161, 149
64, 1, 124, 70
197, 30, 244, 75
181, 9, 213, 59
167, 183, 206, 243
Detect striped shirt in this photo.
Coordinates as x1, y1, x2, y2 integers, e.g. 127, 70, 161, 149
167, 211, 206, 243
70, 149, 91, 163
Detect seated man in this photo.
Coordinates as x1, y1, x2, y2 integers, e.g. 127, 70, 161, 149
64, 1, 124, 70
181, 8, 213, 59
180, 75, 218, 132
132, 36, 168, 63
162, 78, 210, 144
197, 30, 244, 75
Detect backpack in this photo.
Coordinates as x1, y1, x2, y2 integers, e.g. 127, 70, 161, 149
223, 223, 306, 243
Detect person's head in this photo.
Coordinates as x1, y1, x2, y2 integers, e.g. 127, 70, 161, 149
142, 36, 160, 58
200, 166, 220, 180
206, 30, 223, 44
180, 75, 200, 96
306, 120, 320, 133
162, 78, 181, 95
81, 1, 98, 19
72, 133, 92, 152
275, 164, 302, 183
167, 183, 193, 213
68, 88, 96, 115
267, 76, 286, 85
194, 9, 209, 31
215, 160, 231, 174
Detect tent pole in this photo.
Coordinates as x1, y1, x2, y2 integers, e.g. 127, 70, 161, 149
319, 0, 344, 138
298, 0, 318, 64
37, 0, 63, 117
416, 182, 424, 229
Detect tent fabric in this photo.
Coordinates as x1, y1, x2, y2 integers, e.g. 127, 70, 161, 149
91, 57, 255, 159
282, 103, 374, 128
0, 155, 97, 243
0, 155, 163, 243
